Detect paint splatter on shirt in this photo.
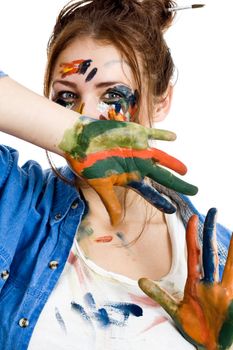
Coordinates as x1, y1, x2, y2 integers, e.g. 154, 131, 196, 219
28, 211, 194, 350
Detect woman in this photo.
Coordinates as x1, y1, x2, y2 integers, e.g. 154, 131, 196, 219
0, 1, 232, 349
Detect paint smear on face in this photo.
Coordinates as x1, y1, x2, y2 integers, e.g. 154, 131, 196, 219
59, 59, 92, 78
100, 85, 139, 122
85, 68, 98, 82
95, 235, 113, 243
76, 102, 85, 114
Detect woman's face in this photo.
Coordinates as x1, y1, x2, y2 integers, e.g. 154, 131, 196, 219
51, 37, 141, 122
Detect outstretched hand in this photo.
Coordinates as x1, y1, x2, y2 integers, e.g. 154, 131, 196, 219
59, 116, 198, 225
139, 208, 233, 350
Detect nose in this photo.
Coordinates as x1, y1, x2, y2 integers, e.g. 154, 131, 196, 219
77, 96, 102, 120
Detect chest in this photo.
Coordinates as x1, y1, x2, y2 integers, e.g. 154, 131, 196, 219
77, 207, 172, 280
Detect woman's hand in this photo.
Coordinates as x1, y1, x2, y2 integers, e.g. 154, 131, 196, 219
139, 208, 233, 350
59, 116, 197, 225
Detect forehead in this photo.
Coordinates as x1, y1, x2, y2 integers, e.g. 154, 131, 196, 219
53, 37, 135, 85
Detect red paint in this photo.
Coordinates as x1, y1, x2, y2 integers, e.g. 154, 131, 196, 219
71, 147, 187, 175
95, 235, 113, 243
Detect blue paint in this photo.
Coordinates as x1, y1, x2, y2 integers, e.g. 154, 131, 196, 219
71, 293, 143, 328
85, 67, 98, 82
108, 303, 143, 319
71, 301, 91, 321
202, 207, 217, 283
55, 307, 67, 334
128, 180, 176, 214
94, 308, 110, 327
102, 85, 139, 119
84, 292, 96, 309
79, 59, 92, 75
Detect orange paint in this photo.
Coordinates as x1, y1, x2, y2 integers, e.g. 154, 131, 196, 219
108, 108, 126, 121
95, 235, 113, 243
59, 59, 85, 78
87, 173, 140, 226
178, 216, 233, 350
67, 148, 186, 175
221, 235, 233, 291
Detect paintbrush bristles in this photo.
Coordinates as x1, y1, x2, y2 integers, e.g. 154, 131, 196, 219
192, 4, 205, 8
168, 4, 205, 12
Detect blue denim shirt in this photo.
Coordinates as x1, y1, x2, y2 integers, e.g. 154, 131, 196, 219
0, 148, 231, 348
0, 71, 7, 78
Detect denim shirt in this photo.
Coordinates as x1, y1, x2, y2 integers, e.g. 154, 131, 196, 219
0, 71, 7, 78
0, 145, 231, 349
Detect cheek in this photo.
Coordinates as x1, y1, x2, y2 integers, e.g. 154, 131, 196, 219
97, 92, 140, 122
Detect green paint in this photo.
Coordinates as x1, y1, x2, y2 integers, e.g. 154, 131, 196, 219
59, 119, 176, 159
138, 278, 178, 318
82, 157, 198, 196
59, 126, 80, 154
218, 301, 233, 349
76, 218, 94, 242
76, 120, 127, 155
82, 156, 143, 178
116, 232, 129, 248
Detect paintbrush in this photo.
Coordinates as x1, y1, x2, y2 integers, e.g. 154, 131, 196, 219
168, 4, 205, 12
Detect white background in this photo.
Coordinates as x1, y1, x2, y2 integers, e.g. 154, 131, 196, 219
0, 0, 233, 229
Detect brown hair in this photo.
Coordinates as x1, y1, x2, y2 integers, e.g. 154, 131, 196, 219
44, 0, 176, 125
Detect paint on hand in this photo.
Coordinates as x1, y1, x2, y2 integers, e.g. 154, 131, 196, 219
59, 59, 92, 78
71, 292, 143, 328
139, 209, 233, 350
59, 118, 197, 225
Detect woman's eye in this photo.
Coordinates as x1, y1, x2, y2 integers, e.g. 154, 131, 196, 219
60, 91, 76, 99
54, 91, 78, 109
102, 91, 123, 101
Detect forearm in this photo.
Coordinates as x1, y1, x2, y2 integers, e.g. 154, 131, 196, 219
0, 76, 79, 155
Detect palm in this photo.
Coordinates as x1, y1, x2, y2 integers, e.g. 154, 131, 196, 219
60, 117, 198, 225
139, 208, 233, 350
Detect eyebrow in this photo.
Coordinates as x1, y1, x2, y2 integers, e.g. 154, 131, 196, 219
52, 80, 130, 89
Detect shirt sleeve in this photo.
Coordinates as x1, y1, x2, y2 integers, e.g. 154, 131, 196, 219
0, 70, 7, 78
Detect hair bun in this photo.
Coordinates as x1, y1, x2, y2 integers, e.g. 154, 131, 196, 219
142, 0, 177, 31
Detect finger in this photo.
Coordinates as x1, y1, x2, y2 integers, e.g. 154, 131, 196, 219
138, 278, 178, 318
218, 301, 233, 350
146, 164, 198, 196
74, 148, 187, 176
146, 128, 177, 141
86, 177, 122, 226
87, 172, 141, 226
186, 215, 201, 282
221, 234, 233, 291
202, 208, 219, 284
150, 148, 187, 175
128, 180, 176, 214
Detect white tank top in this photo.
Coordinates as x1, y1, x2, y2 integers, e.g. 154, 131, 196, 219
29, 210, 194, 350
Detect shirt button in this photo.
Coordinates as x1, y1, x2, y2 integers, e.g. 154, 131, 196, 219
71, 201, 78, 209
19, 318, 29, 328
49, 261, 59, 270
1, 270, 9, 280
55, 213, 62, 220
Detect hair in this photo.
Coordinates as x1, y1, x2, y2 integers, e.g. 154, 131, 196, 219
44, 0, 176, 125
